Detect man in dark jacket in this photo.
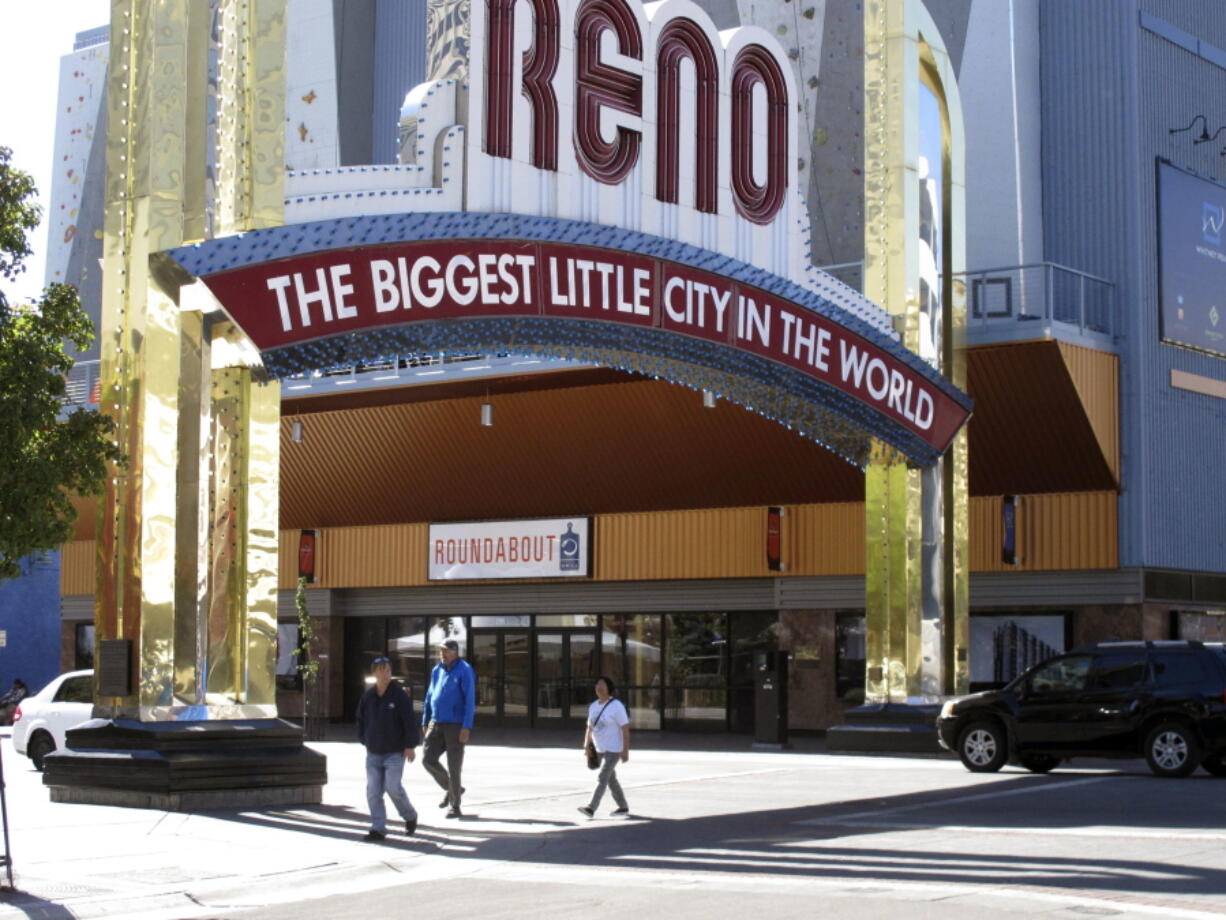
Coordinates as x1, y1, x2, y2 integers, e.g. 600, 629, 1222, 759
356, 656, 421, 841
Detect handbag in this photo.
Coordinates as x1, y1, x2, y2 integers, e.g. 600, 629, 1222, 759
585, 699, 614, 769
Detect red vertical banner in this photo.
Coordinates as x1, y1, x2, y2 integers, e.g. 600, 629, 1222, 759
766, 507, 782, 571
298, 529, 317, 583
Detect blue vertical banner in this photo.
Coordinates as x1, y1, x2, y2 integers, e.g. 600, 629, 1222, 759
1158, 160, 1226, 358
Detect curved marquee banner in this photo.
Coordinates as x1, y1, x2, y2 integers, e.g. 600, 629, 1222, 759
168, 213, 972, 466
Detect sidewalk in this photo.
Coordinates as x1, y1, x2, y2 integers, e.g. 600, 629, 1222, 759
0, 726, 849, 919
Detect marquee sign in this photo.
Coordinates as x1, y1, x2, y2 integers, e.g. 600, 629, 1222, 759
187, 230, 966, 454
164, 0, 974, 468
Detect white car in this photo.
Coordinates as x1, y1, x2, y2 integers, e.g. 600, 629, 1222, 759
11, 670, 94, 771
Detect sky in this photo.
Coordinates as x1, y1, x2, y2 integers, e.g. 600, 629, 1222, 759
0, 2, 112, 305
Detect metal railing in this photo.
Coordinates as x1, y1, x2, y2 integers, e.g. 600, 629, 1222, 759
957, 262, 1115, 339
815, 260, 1116, 342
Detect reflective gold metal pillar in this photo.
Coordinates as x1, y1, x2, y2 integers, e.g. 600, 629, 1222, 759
95, 0, 285, 720
862, 0, 969, 703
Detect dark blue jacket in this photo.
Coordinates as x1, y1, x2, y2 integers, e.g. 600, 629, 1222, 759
422, 658, 476, 729
356, 680, 421, 754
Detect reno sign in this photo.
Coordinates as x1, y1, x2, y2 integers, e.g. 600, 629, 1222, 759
169, 0, 974, 468
462, 0, 804, 279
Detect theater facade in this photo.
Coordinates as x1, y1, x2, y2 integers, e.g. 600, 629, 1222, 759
52, 0, 1226, 741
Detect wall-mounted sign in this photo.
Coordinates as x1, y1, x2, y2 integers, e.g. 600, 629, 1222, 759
429, 517, 591, 581
766, 506, 782, 571
1158, 160, 1226, 359
196, 238, 967, 454
298, 529, 316, 583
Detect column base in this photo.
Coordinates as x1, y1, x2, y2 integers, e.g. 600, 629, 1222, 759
825, 702, 943, 754
42, 718, 327, 811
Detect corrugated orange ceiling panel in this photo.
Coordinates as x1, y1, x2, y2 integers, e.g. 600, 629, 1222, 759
278, 373, 865, 528
966, 341, 1117, 495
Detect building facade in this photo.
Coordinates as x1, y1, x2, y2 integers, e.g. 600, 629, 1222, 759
48, 0, 1226, 733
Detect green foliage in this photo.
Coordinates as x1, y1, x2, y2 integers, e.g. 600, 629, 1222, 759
0, 145, 123, 582
295, 576, 320, 684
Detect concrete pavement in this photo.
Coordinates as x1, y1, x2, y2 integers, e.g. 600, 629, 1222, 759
1, 727, 1226, 919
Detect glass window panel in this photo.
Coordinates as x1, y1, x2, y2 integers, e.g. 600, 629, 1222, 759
536, 631, 564, 719
1089, 652, 1148, 691
503, 632, 531, 717
536, 614, 597, 627
74, 623, 95, 671
625, 686, 660, 730
836, 612, 867, 707
471, 632, 499, 720
55, 675, 93, 704
600, 619, 626, 690
666, 613, 727, 686
664, 686, 726, 723
471, 615, 530, 627
1028, 655, 1091, 694
606, 614, 662, 690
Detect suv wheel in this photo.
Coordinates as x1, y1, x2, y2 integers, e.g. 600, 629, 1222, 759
1201, 752, 1226, 777
1018, 753, 1060, 774
1144, 722, 1201, 778
28, 732, 55, 772
957, 720, 1007, 772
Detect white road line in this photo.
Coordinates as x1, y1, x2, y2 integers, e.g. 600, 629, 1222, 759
795, 775, 1113, 824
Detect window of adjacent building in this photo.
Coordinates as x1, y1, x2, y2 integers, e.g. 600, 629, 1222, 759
835, 612, 866, 707
74, 623, 95, 671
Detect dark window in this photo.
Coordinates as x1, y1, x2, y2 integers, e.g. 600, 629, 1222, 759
1028, 655, 1091, 694
1152, 652, 1213, 690
1089, 651, 1149, 690
835, 612, 866, 707
74, 624, 95, 671
54, 675, 93, 704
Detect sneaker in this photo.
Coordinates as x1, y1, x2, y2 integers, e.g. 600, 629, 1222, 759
363, 830, 386, 842
405, 816, 418, 835
439, 786, 466, 809
446, 806, 462, 819
577, 805, 594, 818
611, 807, 630, 816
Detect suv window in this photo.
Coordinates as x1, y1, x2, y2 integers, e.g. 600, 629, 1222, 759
53, 675, 93, 704
1152, 652, 1214, 691
1089, 651, 1149, 690
1028, 655, 1091, 694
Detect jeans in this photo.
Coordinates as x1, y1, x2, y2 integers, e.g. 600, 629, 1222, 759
422, 722, 465, 808
366, 751, 417, 832
588, 751, 628, 811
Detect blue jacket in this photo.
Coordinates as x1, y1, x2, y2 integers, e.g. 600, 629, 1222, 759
356, 680, 421, 754
422, 657, 476, 730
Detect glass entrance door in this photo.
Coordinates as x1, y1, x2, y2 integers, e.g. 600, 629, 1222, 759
535, 630, 599, 727
470, 630, 531, 727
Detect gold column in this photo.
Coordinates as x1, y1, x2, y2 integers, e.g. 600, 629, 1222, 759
210, 0, 286, 710
97, 0, 286, 719
862, 0, 969, 702
97, 0, 195, 717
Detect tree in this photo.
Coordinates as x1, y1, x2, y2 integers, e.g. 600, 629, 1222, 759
0, 146, 122, 582
295, 576, 325, 740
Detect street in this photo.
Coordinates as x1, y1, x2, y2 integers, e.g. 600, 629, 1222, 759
2, 732, 1226, 919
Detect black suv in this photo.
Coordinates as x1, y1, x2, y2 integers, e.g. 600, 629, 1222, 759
937, 641, 1226, 777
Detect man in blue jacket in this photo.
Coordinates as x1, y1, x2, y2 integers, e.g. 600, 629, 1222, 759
421, 638, 476, 818
356, 656, 421, 841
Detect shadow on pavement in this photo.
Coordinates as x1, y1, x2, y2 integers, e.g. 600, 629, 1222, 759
201, 768, 1226, 905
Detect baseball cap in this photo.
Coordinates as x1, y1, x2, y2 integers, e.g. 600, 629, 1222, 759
439, 639, 460, 652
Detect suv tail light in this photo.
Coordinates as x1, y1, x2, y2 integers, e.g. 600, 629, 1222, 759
11, 705, 21, 723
